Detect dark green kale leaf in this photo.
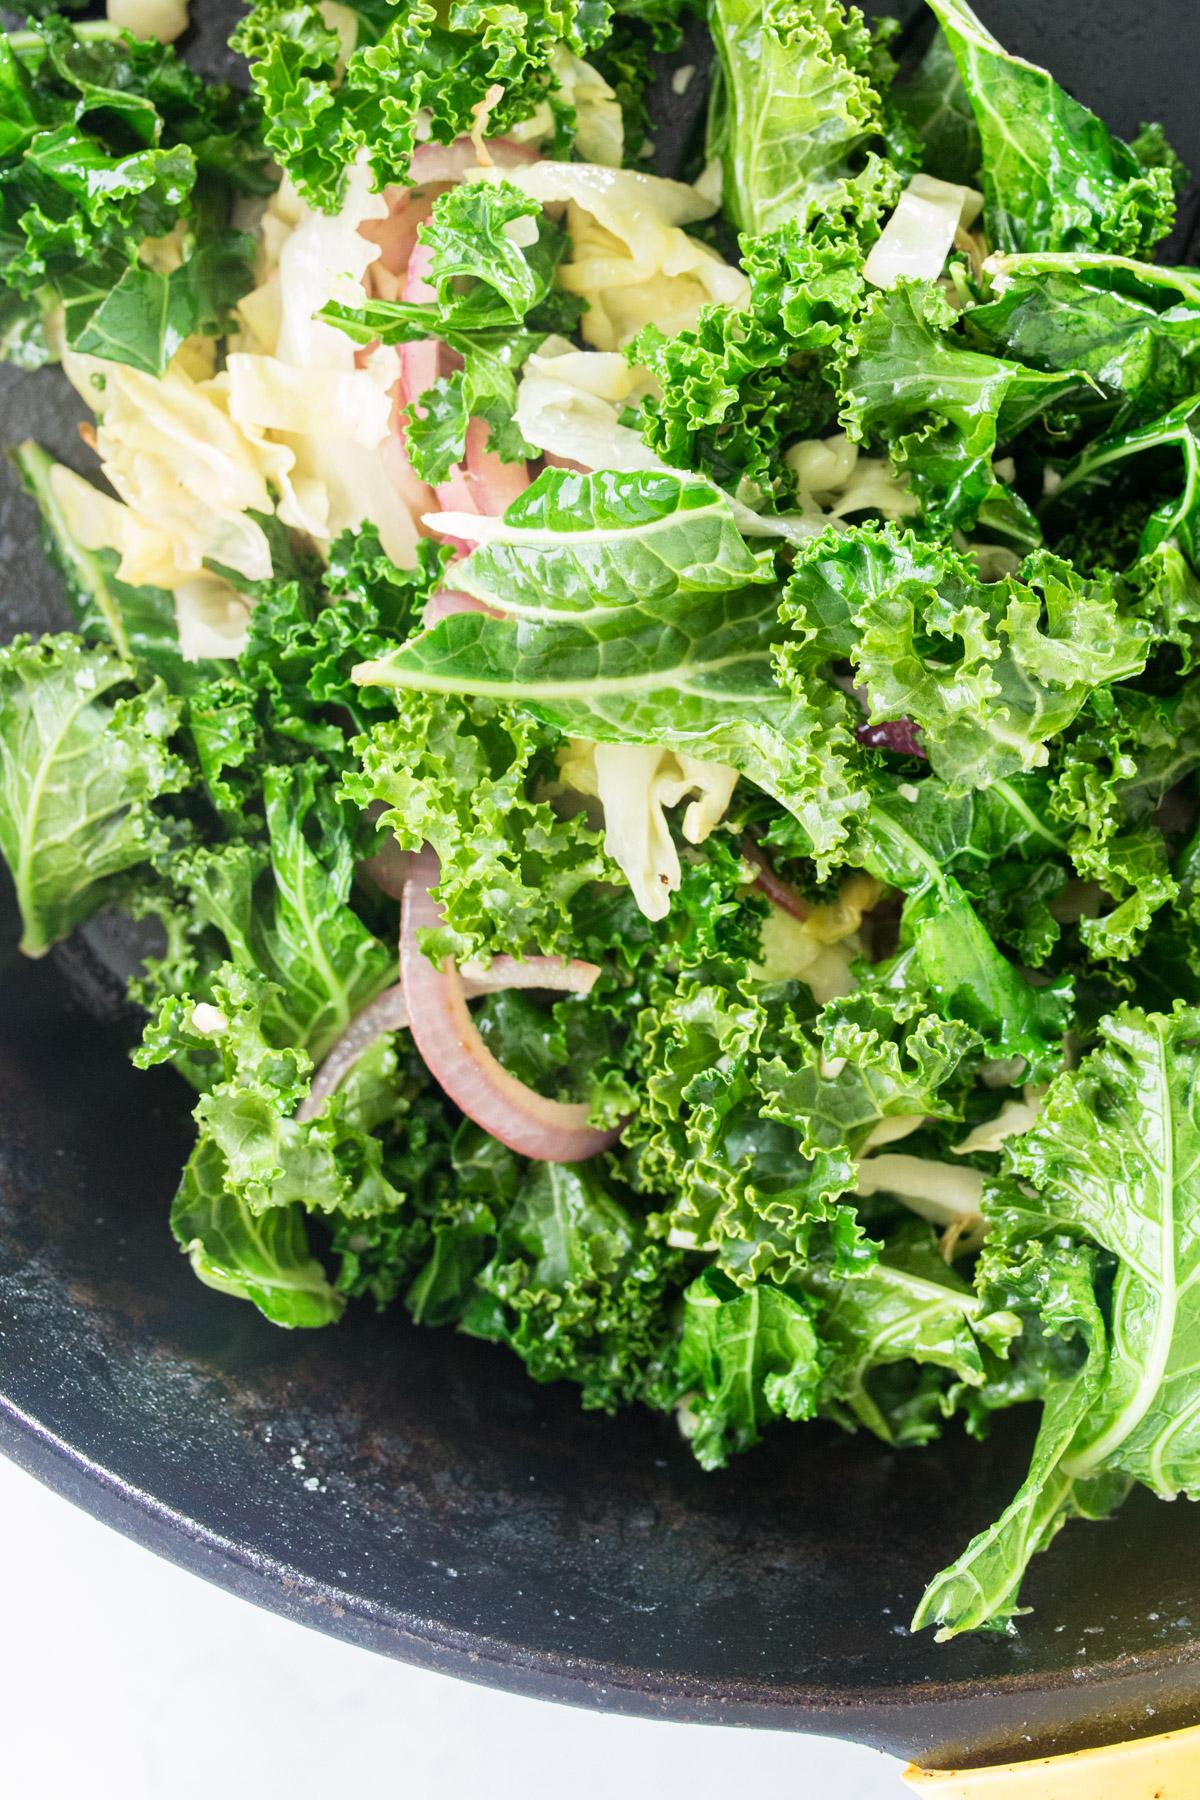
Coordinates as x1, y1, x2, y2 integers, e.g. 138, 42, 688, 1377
139, 967, 456, 1329
891, 26, 979, 187
60, 211, 256, 378
927, 0, 1176, 257
0, 18, 268, 370
1047, 683, 1200, 962
897, 879, 1072, 1079
629, 969, 866, 1287
186, 524, 447, 821
345, 693, 613, 965
356, 469, 867, 877
140, 760, 395, 1065
800, 1220, 1018, 1446
1050, 396, 1200, 577
969, 255, 1200, 429
462, 1159, 687, 1413
837, 281, 1090, 542
675, 1267, 824, 1466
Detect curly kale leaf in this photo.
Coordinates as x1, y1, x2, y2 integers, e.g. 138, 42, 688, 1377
676, 1268, 824, 1467
781, 525, 1149, 790
705, 0, 900, 236
0, 19, 267, 369
919, 1003, 1200, 1635
232, 0, 607, 212
629, 184, 892, 508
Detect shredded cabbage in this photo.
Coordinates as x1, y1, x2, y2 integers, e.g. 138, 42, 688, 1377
862, 174, 983, 290
514, 336, 663, 472
477, 163, 749, 350
559, 738, 739, 920
230, 158, 420, 565
749, 871, 881, 1002
786, 431, 918, 523
61, 354, 293, 586
854, 1152, 986, 1223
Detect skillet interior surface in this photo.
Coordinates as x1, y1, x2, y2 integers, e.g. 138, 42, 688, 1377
3, 0, 1200, 1771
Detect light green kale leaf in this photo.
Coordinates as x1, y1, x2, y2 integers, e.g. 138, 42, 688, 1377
919, 1003, 1200, 1636
782, 525, 1149, 790
356, 470, 866, 875
0, 632, 186, 956
705, 0, 899, 236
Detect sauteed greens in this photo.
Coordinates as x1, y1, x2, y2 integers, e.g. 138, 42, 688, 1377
2, 0, 1199, 1640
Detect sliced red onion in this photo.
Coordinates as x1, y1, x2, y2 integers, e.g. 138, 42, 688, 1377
401, 847, 621, 1162
428, 421, 530, 554
743, 838, 811, 921
299, 946, 600, 1121
855, 718, 927, 758
400, 240, 443, 406
358, 833, 410, 902
851, 685, 926, 759
423, 588, 502, 627
360, 189, 438, 292
464, 415, 530, 511
430, 460, 481, 557
408, 137, 538, 185
380, 407, 436, 521
458, 953, 600, 996
296, 984, 411, 1123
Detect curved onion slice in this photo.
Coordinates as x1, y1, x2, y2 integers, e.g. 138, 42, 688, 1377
458, 952, 600, 995
296, 984, 412, 1123
402, 847, 621, 1162
408, 136, 538, 185
299, 947, 600, 1120
464, 415, 530, 511
742, 838, 811, 921
400, 240, 442, 402
380, 397, 437, 520
360, 188, 438, 295
358, 832, 410, 901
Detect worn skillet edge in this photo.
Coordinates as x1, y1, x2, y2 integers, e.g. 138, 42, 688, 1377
4, 1389, 1200, 1771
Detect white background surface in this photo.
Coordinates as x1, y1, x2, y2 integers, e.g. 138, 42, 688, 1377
0, 1451, 908, 1800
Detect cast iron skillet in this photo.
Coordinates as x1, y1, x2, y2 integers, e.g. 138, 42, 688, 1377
3, 0, 1200, 1774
